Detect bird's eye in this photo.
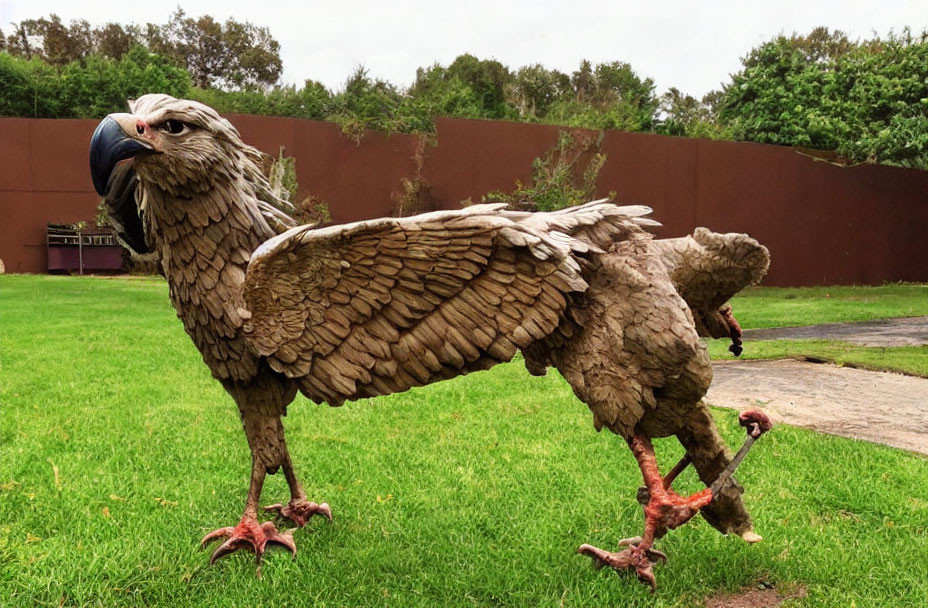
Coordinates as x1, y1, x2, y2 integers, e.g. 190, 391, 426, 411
158, 119, 188, 135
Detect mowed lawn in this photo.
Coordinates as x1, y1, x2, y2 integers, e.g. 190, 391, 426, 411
1, 275, 927, 607
709, 283, 928, 377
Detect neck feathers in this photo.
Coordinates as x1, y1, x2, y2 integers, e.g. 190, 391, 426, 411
140, 178, 275, 381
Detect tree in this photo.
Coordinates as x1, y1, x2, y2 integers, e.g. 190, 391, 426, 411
654, 87, 730, 139
592, 61, 658, 125
0, 44, 190, 118
409, 54, 514, 120
545, 60, 658, 132
331, 66, 430, 136
508, 64, 570, 119
144, 9, 282, 89
189, 79, 332, 121
408, 63, 486, 119
59, 45, 191, 118
5, 14, 93, 65
571, 60, 595, 101
93, 23, 140, 60
718, 27, 928, 168
0, 52, 63, 117
223, 18, 282, 89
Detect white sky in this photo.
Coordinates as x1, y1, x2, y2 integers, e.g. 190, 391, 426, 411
1, 0, 924, 98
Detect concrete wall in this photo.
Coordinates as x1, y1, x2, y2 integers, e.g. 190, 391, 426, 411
2, 113, 926, 285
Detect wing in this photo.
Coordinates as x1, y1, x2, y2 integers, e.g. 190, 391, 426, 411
500, 199, 660, 251
242, 203, 653, 405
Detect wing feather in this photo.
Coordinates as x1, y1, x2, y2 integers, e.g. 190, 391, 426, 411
243, 203, 652, 405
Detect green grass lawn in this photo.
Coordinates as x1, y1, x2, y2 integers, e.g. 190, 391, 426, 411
1, 275, 927, 607
710, 283, 928, 377
722, 283, 928, 329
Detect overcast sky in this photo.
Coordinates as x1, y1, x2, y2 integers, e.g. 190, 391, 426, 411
1, 1, 924, 97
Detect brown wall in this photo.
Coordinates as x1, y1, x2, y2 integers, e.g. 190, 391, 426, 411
1, 114, 926, 285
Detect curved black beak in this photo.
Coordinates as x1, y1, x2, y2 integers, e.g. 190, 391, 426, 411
89, 116, 152, 196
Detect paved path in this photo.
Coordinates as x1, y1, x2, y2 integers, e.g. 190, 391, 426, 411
742, 316, 928, 347
708, 359, 928, 455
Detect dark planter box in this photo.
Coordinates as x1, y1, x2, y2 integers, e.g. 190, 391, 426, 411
47, 224, 125, 273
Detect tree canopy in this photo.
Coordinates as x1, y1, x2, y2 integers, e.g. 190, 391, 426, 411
2, 10, 281, 89
2, 17, 928, 170
717, 27, 928, 168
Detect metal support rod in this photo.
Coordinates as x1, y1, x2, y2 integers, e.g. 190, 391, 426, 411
709, 434, 756, 496
709, 410, 772, 496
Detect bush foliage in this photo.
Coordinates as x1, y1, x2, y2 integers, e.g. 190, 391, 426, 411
718, 27, 928, 168
480, 131, 610, 212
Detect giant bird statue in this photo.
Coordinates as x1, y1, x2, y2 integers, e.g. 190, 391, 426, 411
89, 94, 771, 590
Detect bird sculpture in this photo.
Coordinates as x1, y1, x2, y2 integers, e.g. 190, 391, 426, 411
89, 94, 771, 590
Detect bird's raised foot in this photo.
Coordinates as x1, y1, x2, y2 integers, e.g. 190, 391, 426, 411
201, 517, 295, 569
579, 541, 667, 591
264, 498, 332, 527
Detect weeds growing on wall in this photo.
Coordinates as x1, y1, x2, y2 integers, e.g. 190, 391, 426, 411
266, 147, 331, 226
392, 135, 434, 217
479, 130, 612, 211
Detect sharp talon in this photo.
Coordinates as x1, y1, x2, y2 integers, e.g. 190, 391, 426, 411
202, 518, 298, 567
200, 526, 234, 548
578, 544, 607, 569
264, 499, 333, 527
579, 542, 664, 590
266, 529, 297, 558
638, 564, 657, 593
619, 536, 642, 546
647, 547, 668, 562
210, 537, 243, 565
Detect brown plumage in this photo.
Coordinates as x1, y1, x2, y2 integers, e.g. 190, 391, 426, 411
89, 94, 770, 589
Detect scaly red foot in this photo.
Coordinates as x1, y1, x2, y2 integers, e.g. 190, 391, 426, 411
579, 540, 667, 591
581, 486, 712, 591
201, 517, 296, 566
264, 498, 332, 527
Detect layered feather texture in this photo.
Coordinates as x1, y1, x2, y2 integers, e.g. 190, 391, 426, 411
243, 202, 657, 405
101, 93, 771, 539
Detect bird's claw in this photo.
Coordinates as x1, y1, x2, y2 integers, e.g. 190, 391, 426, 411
201, 518, 296, 569
738, 409, 773, 438
264, 499, 332, 527
579, 541, 667, 592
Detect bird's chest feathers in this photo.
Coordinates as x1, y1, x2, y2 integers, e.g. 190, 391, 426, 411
144, 188, 263, 380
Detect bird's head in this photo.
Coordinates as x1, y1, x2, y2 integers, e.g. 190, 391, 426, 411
89, 94, 252, 198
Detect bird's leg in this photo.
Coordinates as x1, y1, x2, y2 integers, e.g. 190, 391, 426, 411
201, 405, 329, 569
579, 435, 712, 591
263, 448, 332, 527
200, 456, 297, 570
677, 406, 771, 541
